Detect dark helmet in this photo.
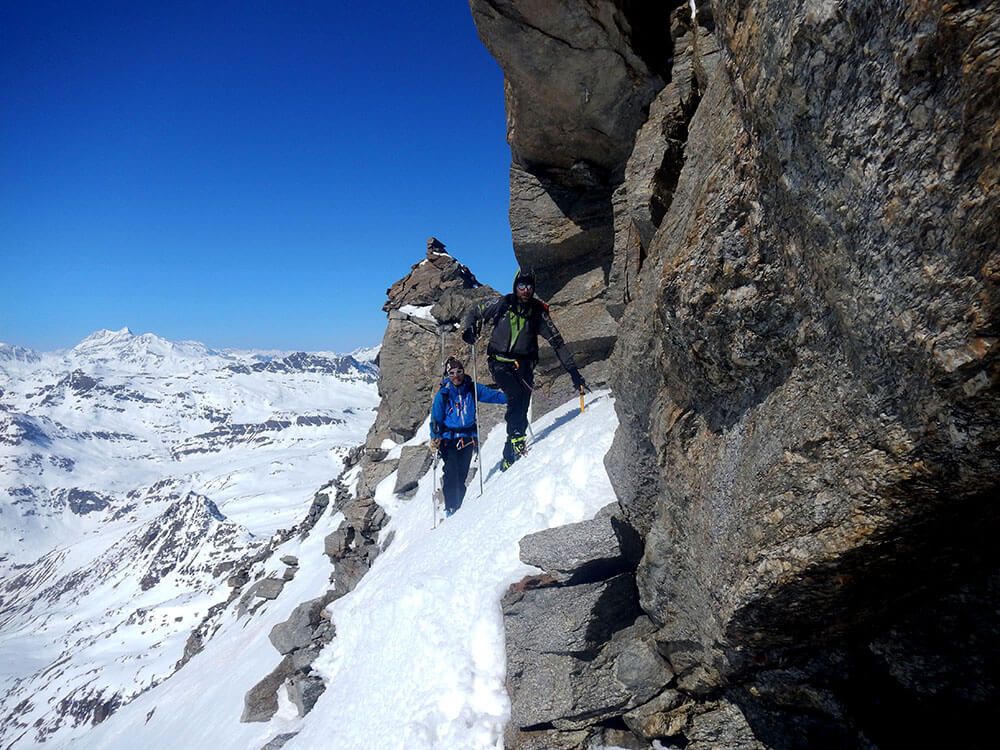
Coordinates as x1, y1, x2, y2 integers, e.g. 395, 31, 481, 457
512, 268, 536, 294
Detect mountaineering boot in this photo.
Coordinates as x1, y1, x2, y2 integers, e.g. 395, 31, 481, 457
512, 435, 528, 456
501, 434, 528, 471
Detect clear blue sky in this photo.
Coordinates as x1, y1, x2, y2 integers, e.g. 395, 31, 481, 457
1, 1, 514, 353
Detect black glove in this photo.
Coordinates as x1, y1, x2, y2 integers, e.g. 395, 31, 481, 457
571, 371, 587, 391
461, 327, 476, 345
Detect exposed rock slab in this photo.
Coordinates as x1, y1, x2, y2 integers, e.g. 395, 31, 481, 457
517, 503, 637, 582
392, 444, 433, 496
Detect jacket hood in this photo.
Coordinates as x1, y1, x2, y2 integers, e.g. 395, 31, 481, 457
512, 268, 536, 294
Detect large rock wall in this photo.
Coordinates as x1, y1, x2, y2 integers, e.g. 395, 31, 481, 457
474, 0, 1000, 747
470, 0, 677, 415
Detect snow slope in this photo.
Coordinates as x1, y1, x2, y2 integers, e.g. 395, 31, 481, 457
76, 392, 619, 750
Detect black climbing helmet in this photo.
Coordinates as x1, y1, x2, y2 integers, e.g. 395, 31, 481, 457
512, 268, 536, 294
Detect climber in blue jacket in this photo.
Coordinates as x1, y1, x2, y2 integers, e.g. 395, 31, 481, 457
429, 356, 506, 516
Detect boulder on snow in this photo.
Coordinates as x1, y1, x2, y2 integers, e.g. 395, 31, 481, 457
238, 577, 286, 615
268, 596, 330, 655
356, 457, 398, 499
324, 522, 353, 560
259, 733, 298, 750
287, 672, 326, 716
393, 444, 433, 495
241, 656, 293, 723
247, 577, 284, 600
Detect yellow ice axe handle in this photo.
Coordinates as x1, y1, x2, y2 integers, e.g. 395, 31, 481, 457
579, 385, 586, 413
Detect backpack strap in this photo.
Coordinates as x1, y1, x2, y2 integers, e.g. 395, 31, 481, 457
491, 295, 511, 327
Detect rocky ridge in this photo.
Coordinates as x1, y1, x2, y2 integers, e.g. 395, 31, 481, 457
234, 238, 510, 730
473, 0, 1000, 747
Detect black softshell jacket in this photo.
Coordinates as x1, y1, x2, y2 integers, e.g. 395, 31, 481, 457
465, 294, 579, 376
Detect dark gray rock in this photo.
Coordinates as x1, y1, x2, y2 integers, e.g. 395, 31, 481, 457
289, 644, 324, 672
227, 569, 249, 588
431, 285, 496, 326
622, 689, 686, 740
382, 237, 480, 312
324, 522, 353, 560
356, 457, 398, 500
517, 504, 636, 582
503, 577, 670, 734
236, 577, 286, 617
280, 555, 298, 567
503, 727, 591, 750
464, 0, 1000, 745
246, 578, 284, 601
608, 11, 713, 322
286, 672, 325, 716
259, 733, 298, 750
268, 597, 328, 655
469, 1, 667, 170
685, 701, 764, 750
393, 444, 433, 495
241, 656, 293, 723
504, 574, 639, 655
468, 1, 680, 416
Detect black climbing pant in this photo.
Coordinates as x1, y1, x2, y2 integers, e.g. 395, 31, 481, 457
489, 358, 534, 465
440, 439, 475, 513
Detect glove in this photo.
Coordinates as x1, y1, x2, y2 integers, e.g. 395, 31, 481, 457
429, 438, 441, 452
571, 372, 588, 391
461, 327, 476, 345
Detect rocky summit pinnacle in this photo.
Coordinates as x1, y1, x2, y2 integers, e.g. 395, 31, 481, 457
382, 237, 482, 313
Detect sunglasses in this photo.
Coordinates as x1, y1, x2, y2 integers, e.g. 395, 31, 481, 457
516, 282, 534, 291
448, 367, 464, 375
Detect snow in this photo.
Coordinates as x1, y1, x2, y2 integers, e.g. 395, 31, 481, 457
350, 344, 381, 364
0, 330, 380, 748
297, 393, 620, 749
399, 304, 438, 322
76, 391, 619, 750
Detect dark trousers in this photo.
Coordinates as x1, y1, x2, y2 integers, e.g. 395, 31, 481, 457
489, 359, 534, 463
440, 439, 475, 513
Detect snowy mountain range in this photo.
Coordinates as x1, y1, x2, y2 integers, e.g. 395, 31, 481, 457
0, 329, 380, 747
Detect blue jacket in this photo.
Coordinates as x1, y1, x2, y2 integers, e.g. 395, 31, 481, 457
430, 375, 506, 441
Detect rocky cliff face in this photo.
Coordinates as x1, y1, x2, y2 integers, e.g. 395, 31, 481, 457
473, 0, 999, 747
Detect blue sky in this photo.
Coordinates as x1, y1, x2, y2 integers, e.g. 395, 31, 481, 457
1, 1, 513, 353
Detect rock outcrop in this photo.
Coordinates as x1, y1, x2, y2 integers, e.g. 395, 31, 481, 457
353, 236, 504, 520
367, 237, 498, 448
474, 0, 1000, 747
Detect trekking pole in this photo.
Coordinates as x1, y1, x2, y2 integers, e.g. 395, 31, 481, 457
429, 325, 446, 529
431, 451, 439, 529
526, 394, 536, 443
471, 340, 484, 497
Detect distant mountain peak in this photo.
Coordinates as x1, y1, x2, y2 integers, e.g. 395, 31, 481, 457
77, 327, 136, 345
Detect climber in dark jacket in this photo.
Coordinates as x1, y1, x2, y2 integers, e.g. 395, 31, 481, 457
429, 356, 506, 516
462, 269, 587, 470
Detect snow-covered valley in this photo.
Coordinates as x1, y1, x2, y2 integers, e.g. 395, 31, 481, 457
0, 329, 380, 747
